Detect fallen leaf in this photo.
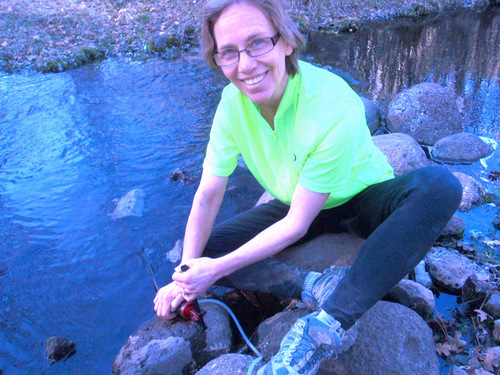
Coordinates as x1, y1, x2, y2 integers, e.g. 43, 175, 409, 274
436, 342, 452, 357
475, 309, 491, 322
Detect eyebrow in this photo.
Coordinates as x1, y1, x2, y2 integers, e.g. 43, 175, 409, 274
217, 32, 269, 51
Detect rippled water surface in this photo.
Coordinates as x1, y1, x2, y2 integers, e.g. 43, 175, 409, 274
0, 6, 499, 375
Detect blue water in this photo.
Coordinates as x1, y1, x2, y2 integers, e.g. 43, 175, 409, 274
0, 58, 262, 374
0, 6, 499, 375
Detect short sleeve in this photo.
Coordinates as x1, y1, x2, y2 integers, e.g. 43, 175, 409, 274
202, 101, 239, 177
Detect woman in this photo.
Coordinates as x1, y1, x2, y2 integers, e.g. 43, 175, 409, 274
154, 0, 462, 373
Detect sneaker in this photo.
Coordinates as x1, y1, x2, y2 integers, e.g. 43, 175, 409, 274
257, 311, 345, 375
301, 266, 350, 310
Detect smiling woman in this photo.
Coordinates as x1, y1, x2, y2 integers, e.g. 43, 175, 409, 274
151, 0, 463, 374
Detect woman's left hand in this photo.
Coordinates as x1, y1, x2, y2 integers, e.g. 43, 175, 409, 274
172, 257, 219, 301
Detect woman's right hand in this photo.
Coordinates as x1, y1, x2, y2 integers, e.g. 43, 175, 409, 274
153, 281, 185, 320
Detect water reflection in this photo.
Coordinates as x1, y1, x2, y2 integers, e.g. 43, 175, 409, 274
306, 6, 499, 136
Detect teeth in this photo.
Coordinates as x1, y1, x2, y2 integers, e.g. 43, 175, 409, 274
244, 73, 266, 85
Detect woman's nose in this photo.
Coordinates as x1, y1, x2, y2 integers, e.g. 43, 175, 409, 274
238, 50, 257, 72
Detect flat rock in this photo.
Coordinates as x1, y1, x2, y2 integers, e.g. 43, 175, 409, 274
426, 247, 489, 292
432, 132, 491, 162
110, 188, 145, 219
387, 82, 464, 145
372, 132, 429, 176
275, 232, 363, 270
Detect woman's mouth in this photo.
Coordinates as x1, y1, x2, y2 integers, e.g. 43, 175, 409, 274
243, 72, 266, 85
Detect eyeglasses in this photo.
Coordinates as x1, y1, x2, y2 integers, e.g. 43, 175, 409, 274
213, 33, 281, 67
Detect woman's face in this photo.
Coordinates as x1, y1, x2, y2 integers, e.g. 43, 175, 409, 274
213, 1, 293, 111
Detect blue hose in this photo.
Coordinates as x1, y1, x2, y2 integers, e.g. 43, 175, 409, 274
198, 298, 263, 374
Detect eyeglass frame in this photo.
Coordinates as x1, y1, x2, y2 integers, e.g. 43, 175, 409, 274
213, 33, 281, 67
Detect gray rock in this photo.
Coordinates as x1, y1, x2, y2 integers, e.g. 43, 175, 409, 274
386, 279, 435, 318
372, 133, 429, 176
196, 353, 263, 375
440, 215, 466, 238
152, 33, 174, 51
361, 97, 381, 135
112, 303, 232, 374
484, 292, 500, 319
325, 301, 439, 375
449, 365, 469, 375
432, 132, 491, 162
254, 302, 439, 375
110, 189, 145, 219
426, 247, 489, 292
254, 308, 310, 361
453, 172, 487, 211
388, 82, 464, 145
462, 273, 495, 306
414, 259, 433, 288
254, 191, 274, 207
45, 336, 76, 365
275, 232, 363, 270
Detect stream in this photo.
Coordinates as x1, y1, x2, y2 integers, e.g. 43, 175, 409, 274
0, 5, 498, 375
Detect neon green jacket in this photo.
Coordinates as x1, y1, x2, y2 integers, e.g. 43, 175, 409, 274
203, 61, 393, 209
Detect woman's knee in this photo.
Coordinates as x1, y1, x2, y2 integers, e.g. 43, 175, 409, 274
413, 166, 462, 211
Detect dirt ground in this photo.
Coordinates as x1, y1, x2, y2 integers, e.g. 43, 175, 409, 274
0, 0, 492, 73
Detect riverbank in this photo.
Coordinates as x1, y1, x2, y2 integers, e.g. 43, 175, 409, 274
0, 0, 495, 73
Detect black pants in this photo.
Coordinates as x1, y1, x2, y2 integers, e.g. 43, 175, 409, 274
204, 166, 462, 329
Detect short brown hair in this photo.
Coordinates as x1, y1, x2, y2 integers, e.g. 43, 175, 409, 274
200, 0, 306, 76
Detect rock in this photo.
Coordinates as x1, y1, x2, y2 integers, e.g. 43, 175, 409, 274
462, 274, 495, 306
152, 32, 175, 51
372, 133, 429, 176
169, 168, 196, 185
449, 365, 469, 375
360, 97, 381, 135
254, 301, 439, 375
426, 247, 489, 293
112, 302, 232, 374
166, 239, 183, 263
414, 259, 433, 288
110, 189, 145, 219
254, 308, 310, 360
493, 319, 500, 343
431, 132, 491, 162
387, 82, 464, 145
440, 215, 465, 238
196, 353, 263, 375
45, 336, 76, 365
453, 172, 487, 211
386, 279, 435, 318
493, 213, 500, 230
275, 232, 363, 270
254, 191, 274, 207
484, 292, 500, 319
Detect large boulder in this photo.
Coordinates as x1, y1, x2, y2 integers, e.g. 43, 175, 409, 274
387, 83, 464, 145
275, 232, 363, 270
253, 301, 440, 375
372, 132, 429, 176
431, 132, 491, 162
